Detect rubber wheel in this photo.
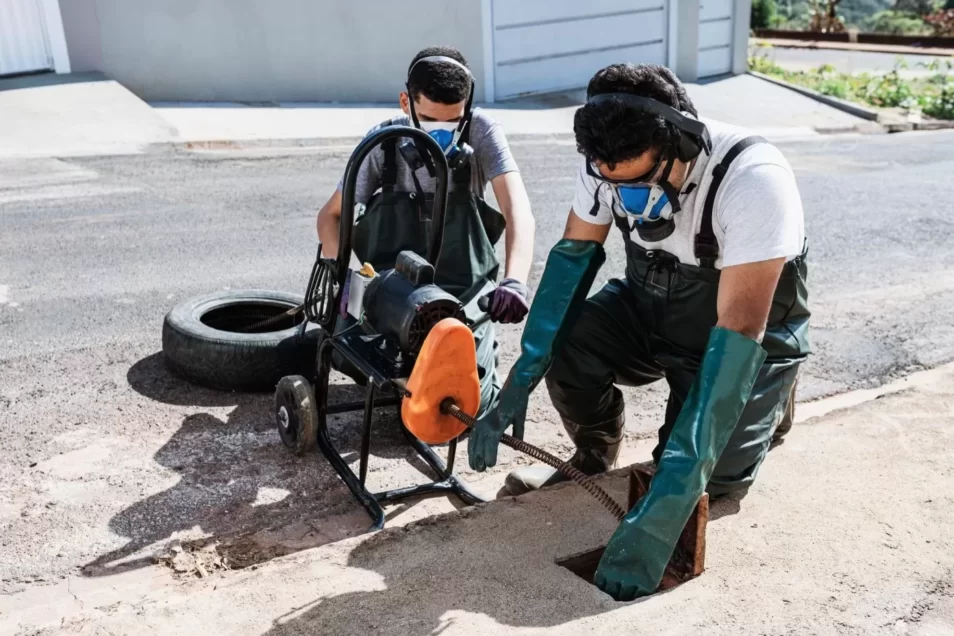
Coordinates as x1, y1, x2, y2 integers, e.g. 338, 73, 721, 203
162, 290, 318, 392
275, 375, 317, 455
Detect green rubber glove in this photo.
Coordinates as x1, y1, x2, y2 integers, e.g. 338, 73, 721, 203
468, 239, 605, 472
594, 326, 767, 601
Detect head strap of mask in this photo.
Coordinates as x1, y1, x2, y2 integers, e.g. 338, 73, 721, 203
406, 55, 476, 149
585, 93, 710, 244
586, 93, 712, 163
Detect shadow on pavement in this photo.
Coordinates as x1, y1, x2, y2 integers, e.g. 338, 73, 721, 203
255, 488, 662, 634
81, 352, 458, 577
0, 71, 111, 93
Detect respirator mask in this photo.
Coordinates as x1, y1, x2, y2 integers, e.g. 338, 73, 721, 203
586, 150, 685, 242
399, 55, 476, 174
584, 93, 713, 243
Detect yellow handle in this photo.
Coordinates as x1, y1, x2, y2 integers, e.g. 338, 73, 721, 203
358, 262, 376, 278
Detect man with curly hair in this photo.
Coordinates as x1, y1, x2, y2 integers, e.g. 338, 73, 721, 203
468, 63, 810, 600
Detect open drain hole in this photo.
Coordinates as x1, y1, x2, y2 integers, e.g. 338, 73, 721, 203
556, 464, 711, 594
557, 546, 606, 585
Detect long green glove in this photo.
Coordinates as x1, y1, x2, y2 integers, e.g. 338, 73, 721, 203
468, 239, 605, 472
594, 326, 767, 601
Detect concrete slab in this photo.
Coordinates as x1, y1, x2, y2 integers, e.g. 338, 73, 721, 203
0, 72, 871, 158
5, 365, 953, 636
152, 74, 875, 148
0, 72, 178, 158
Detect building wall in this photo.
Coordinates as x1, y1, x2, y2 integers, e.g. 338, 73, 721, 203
58, 0, 487, 102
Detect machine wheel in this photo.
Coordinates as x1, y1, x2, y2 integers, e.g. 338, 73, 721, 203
162, 290, 318, 392
275, 375, 318, 455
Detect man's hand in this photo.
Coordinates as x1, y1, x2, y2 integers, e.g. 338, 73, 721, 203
481, 278, 530, 324
467, 376, 530, 471
594, 562, 640, 602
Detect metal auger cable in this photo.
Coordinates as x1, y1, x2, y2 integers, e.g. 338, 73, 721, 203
440, 400, 626, 521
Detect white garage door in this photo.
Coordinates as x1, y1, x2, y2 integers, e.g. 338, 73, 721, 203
0, 0, 53, 76
697, 0, 735, 78
492, 0, 668, 100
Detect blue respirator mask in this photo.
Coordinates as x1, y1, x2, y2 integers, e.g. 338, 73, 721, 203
420, 121, 457, 152
418, 120, 473, 169
586, 151, 685, 243
401, 55, 476, 173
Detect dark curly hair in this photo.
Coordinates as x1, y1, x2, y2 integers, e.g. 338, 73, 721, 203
574, 64, 697, 169
406, 46, 472, 105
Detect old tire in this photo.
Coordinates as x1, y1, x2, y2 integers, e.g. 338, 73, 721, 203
162, 290, 317, 392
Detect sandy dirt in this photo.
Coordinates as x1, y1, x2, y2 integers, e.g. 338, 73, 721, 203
4, 365, 953, 636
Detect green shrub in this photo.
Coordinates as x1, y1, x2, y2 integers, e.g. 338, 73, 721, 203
818, 79, 850, 97
864, 9, 930, 32
746, 57, 954, 120
752, 0, 780, 27
921, 81, 954, 118
863, 69, 917, 107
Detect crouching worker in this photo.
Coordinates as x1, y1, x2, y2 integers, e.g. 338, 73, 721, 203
468, 63, 811, 600
316, 46, 535, 414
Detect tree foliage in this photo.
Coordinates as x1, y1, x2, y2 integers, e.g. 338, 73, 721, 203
865, 9, 931, 31
891, 0, 940, 16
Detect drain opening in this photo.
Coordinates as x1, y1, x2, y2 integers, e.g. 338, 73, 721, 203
556, 464, 711, 596
557, 546, 606, 585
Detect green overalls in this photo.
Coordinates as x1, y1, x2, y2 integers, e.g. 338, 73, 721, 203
545, 137, 811, 495
339, 121, 507, 415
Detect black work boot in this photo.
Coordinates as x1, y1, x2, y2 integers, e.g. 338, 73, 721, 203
502, 409, 624, 497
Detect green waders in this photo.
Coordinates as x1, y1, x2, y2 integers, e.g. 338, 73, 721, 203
333, 130, 507, 416
544, 137, 811, 496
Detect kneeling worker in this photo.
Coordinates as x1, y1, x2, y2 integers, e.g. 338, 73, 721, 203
468, 64, 811, 600
316, 46, 535, 413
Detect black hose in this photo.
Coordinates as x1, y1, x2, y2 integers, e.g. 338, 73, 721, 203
441, 401, 626, 521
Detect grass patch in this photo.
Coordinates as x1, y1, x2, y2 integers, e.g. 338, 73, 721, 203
749, 46, 954, 119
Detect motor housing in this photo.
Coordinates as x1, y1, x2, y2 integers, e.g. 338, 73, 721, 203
362, 252, 465, 355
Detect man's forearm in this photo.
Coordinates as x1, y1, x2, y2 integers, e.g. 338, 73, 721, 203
316, 190, 343, 258
491, 172, 535, 284
503, 207, 534, 283
317, 213, 339, 258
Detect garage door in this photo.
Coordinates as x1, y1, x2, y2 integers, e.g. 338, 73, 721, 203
697, 0, 735, 78
0, 0, 53, 77
492, 0, 668, 100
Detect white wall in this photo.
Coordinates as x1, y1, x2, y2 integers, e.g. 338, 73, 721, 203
58, 0, 487, 102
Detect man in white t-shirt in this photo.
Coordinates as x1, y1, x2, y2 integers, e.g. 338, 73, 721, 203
466, 63, 811, 600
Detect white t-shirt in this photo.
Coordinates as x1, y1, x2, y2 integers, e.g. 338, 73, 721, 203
572, 119, 805, 269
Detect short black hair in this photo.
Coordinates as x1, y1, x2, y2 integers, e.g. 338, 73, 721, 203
406, 46, 472, 105
574, 64, 698, 169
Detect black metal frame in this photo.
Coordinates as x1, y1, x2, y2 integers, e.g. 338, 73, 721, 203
308, 125, 486, 530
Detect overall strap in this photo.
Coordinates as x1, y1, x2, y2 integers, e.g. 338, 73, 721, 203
382, 139, 398, 193
694, 136, 767, 268
452, 115, 474, 190
452, 157, 472, 189
379, 117, 401, 193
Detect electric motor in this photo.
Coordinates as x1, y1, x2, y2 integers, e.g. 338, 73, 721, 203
362, 268, 464, 355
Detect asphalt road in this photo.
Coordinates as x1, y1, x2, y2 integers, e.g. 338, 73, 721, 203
2, 130, 954, 591
766, 46, 953, 76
